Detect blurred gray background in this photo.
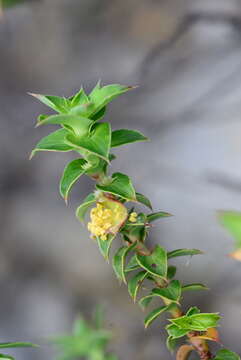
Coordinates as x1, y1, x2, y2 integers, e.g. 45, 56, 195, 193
1, 0, 241, 359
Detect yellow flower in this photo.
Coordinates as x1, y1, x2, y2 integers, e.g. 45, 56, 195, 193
129, 212, 138, 223
87, 197, 128, 241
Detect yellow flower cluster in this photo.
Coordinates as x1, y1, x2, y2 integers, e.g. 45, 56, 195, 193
129, 212, 138, 223
87, 200, 128, 241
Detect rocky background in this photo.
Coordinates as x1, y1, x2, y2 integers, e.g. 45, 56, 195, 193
1, 0, 241, 359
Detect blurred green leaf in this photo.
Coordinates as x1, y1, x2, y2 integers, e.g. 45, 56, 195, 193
96, 172, 136, 201
111, 129, 148, 148
97, 235, 115, 262
170, 313, 220, 331
0, 343, 37, 349
218, 211, 241, 249
0, 354, 14, 360
136, 245, 167, 280
167, 248, 203, 259
125, 254, 139, 273
182, 283, 208, 292
60, 159, 87, 201
112, 243, 136, 283
144, 305, 169, 328
138, 295, 153, 310
167, 265, 177, 279
147, 211, 172, 223
76, 193, 96, 222
214, 349, 240, 360
135, 192, 152, 210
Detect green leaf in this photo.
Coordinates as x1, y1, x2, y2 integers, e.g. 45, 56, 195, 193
29, 93, 70, 113
136, 245, 167, 280
167, 266, 177, 279
171, 313, 220, 331
0, 354, 14, 360
30, 129, 73, 159
111, 129, 148, 148
66, 123, 111, 162
186, 307, 200, 317
135, 192, 152, 210
0, 343, 37, 349
89, 84, 133, 115
166, 324, 189, 339
96, 172, 136, 201
139, 296, 154, 311
214, 349, 240, 360
151, 280, 181, 303
97, 235, 115, 262
218, 211, 241, 249
69, 88, 89, 107
36, 114, 92, 138
182, 283, 208, 292
128, 271, 148, 302
147, 211, 172, 223
125, 254, 140, 273
60, 159, 87, 201
144, 305, 169, 328
167, 248, 203, 259
90, 106, 106, 121
76, 193, 96, 222
112, 243, 136, 283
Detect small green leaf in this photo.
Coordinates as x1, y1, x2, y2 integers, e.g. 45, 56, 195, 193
37, 114, 92, 138
97, 235, 115, 262
0, 343, 37, 349
171, 313, 220, 331
29, 93, 70, 113
138, 295, 154, 310
166, 324, 189, 339
97, 172, 136, 201
144, 305, 169, 328
136, 245, 167, 280
66, 122, 111, 162
60, 159, 87, 201
186, 307, 200, 317
112, 243, 136, 283
30, 129, 73, 158
90, 106, 106, 121
125, 255, 140, 273
214, 349, 240, 360
89, 84, 134, 115
151, 280, 181, 303
167, 266, 177, 279
111, 129, 148, 148
147, 211, 172, 223
69, 88, 89, 107
128, 271, 148, 302
76, 193, 96, 222
167, 248, 203, 259
218, 211, 241, 249
182, 283, 208, 292
135, 192, 152, 210
166, 336, 179, 353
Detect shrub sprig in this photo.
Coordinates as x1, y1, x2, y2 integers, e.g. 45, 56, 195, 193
31, 82, 240, 360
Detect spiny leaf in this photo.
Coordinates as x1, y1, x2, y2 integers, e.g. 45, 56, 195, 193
29, 93, 70, 113
147, 211, 172, 223
30, 129, 73, 159
96, 172, 136, 201
60, 159, 87, 201
144, 305, 169, 328
136, 245, 167, 280
97, 235, 115, 262
112, 243, 136, 283
76, 193, 96, 222
111, 129, 148, 148
128, 271, 148, 302
65, 122, 111, 162
135, 192, 152, 210
167, 248, 203, 259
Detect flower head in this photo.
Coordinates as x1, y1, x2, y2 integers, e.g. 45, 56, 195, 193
88, 196, 128, 241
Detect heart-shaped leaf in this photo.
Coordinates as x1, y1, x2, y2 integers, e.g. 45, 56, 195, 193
136, 245, 167, 280
66, 122, 111, 162
96, 172, 136, 201
111, 129, 148, 148
60, 159, 87, 201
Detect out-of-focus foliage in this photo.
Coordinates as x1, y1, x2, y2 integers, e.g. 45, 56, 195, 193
1, 0, 25, 9
218, 211, 241, 261
0, 342, 37, 359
